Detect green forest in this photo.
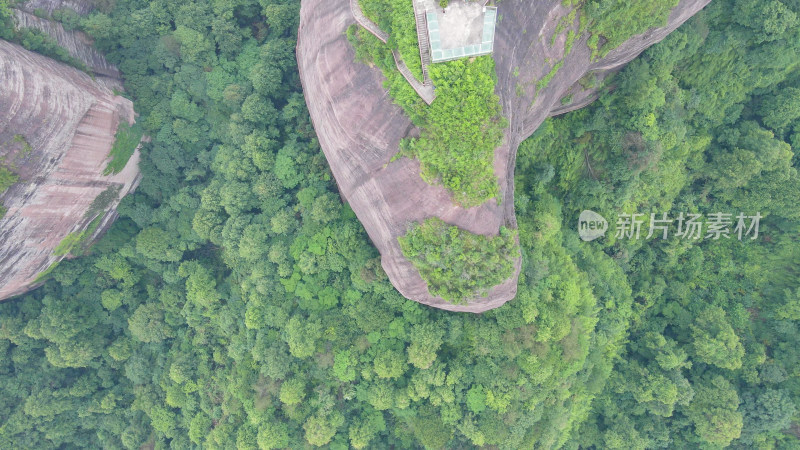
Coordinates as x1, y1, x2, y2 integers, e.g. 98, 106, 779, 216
1, 0, 800, 448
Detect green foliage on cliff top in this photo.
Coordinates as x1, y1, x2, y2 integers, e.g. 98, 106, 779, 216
563, 0, 679, 58
588, 0, 679, 56
399, 217, 518, 303
348, 26, 506, 207
1, 21, 90, 72
359, 0, 424, 80
405, 57, 507, 206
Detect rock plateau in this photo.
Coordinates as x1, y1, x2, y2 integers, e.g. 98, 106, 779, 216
297, 0, 711, 312
0, 38, 140, 300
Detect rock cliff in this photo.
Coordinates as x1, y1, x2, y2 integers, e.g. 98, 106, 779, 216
12, 9, 122, 81
15, 0, 93, 16
0, 39, 140, 300
297, 0, 711, 312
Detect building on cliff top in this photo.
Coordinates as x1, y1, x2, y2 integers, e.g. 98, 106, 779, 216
417, 0, 497, 63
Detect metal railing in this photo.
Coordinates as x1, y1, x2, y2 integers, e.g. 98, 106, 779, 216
392, 50, 436, 104
350, 0, 388, 43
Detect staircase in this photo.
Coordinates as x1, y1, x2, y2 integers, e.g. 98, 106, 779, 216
351, 0, 435, 103
412, 3, 433, 85
392, 50, 435, 104
350, 0, 388, 43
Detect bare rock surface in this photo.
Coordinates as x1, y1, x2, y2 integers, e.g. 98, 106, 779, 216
297, 0, 710, 312
17, 0, 93, 16
0, 40, 140, 300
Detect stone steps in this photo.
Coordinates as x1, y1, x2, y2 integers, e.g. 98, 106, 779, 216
392, 50, 436, 104
413, 8, 433, 86
350, 0, 388, 43
351, 0, 435, 102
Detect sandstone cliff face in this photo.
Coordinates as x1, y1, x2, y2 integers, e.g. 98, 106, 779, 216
16, 0, 92, 16
0, 40, 140, 300
12, 9, 122, 81
298, 0, 711, 312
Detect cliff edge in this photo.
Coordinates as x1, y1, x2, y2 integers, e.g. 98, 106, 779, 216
0, 39, 140, 300
297, 0, 710, 312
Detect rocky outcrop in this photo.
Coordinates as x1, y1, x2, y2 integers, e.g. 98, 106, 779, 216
16, 0, 93, 16
0, 39, 140, 300
298, 0, 710, 312
12, 9, 121, 80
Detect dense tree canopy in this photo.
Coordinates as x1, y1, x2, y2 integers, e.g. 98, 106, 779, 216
0, 0, 799, 448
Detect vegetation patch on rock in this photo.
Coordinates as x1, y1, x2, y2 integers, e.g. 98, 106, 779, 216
348, 26, 507, 207
104, 122, 142, 175
359, 0, 424, 80
399, 217, 518, 303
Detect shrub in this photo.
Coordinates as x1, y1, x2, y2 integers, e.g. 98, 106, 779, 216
398, 217, 518, 303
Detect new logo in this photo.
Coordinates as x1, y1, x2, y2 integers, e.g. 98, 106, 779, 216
578, 210, 608, 242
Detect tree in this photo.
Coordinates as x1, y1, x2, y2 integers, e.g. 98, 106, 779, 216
602, 418, 651, 450
149, 405, 177, 436
285, 316, 321, 358
333, 350, 357, 382
349, 410, 386, 449
775, 287, 800, 320
80, 13, 114, 41
173, 25, 214, 64
686, 376, 743, 447
260, 3, 300, 38
136, 227, 184, 262
690, 306, 744, 370
95, 254, 139, 288
239, 224, 270, 261
101, 289, 124, 311
734, 0, 798, 43
739, 389, 797, 443
236, 423, 259, 450
309, 194, 340, 224
128, 303, 174, 343
270, 208, 297, 234
180, 261, 220, 308
373, 349, 406, 379
758, 87, 800, 130
367, 382, 394, 410
303, 410, 344, 447
407, 323, 444, 369
410, 407, 453, 450
0, 0, 10, 21
28, 296, 106, 368
189, 413, 212, 444
279, 378, 306, 406
212, 16, 243, 57
241, 94, 278, 124
257, 420, 289, 449
465, 385, 486, 414
170, 90, 204, 123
